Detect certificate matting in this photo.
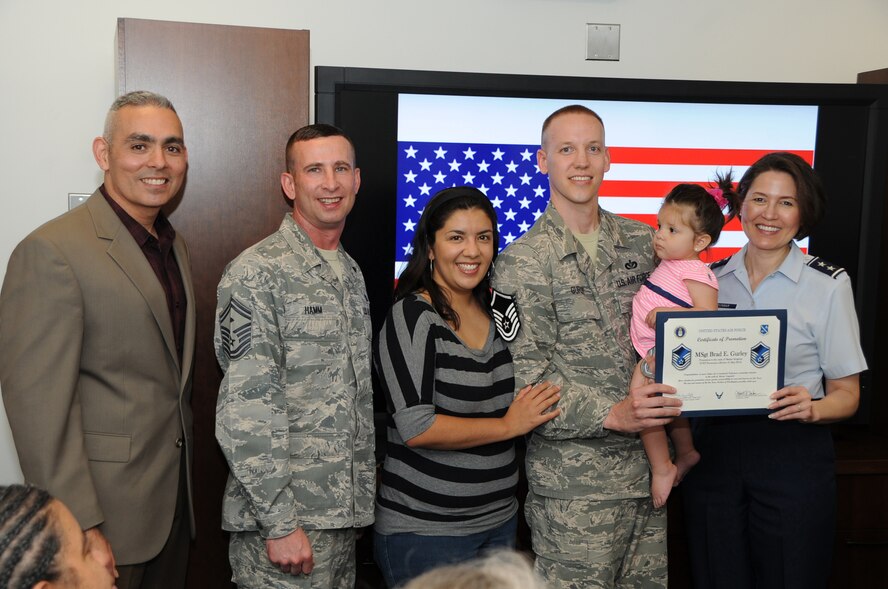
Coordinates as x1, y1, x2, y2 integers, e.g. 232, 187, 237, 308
653, 310, 787, 416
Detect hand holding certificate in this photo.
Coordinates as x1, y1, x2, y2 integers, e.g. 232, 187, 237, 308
653, 310, 787, 416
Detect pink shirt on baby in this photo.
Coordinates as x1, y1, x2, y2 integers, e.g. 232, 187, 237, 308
630, 258, 718, 357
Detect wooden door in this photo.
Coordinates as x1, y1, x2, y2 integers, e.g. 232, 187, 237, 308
118, 18, 308, 587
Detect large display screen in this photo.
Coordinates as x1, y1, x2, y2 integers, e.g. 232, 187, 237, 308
319, 66, 888, 420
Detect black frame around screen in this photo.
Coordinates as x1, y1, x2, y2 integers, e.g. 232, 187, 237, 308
316, 66, 888, 422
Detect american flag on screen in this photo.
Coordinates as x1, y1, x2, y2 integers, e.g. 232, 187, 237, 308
395, 142, 547, 273
394, 95, 818, 278
395, 142, 814, 276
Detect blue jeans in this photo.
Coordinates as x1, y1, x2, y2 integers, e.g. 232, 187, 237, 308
373, 514, 518, 588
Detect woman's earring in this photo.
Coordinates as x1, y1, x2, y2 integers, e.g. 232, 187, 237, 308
487, 259, 495, 279
429, 259, 434, 275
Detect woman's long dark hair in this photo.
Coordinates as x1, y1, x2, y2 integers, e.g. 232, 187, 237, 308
395, 186, 498, 329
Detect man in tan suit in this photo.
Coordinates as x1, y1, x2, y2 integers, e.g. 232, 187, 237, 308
0, 91, 195, 589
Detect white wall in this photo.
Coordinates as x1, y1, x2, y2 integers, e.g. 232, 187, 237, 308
0, 0, 886, 482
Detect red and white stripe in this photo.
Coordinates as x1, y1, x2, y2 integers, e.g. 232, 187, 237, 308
602, 147, 814, 262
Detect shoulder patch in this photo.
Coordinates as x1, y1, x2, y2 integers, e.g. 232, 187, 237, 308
806, 256, 846, 279
490, 289, 520, 342
709, 255, 732, 270
219, 297, 253, 360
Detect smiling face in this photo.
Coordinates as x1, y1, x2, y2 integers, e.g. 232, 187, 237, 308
282, 135, 360, 247
654, 203, 711, 261
740, 170, 801, 255
92, 105, 187, 228
537, 111, 611, 217
428, 207, 495, 299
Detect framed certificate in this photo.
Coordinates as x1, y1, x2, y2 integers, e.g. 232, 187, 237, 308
653, 310, 787, 416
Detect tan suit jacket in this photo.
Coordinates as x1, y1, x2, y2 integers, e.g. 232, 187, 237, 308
0, 190, 195, 564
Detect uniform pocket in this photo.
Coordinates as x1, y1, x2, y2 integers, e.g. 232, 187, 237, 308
617, 288, 636, 315
552, 285, 601, 322
289, 432, 349, 460
288, 433, 352, 517
281, 311, 340, 341
280, 301, 343, 386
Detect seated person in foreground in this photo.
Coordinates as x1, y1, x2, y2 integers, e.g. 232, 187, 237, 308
402, 550, 548, 589
0, 484, 117, 589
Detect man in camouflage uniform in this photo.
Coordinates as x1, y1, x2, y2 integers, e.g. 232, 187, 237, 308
493, 105, 681, 589
215, 124, 375, 588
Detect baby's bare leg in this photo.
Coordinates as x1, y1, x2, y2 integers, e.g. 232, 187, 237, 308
641, 425, 677, 508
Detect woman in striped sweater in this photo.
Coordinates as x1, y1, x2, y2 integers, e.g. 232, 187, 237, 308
373, 187, 561, 588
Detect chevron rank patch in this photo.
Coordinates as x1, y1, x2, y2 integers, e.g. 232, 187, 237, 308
490, 289, 520, 342
220, 297, 253, 360
750, 342, 771, 368
671, 344, 692, 371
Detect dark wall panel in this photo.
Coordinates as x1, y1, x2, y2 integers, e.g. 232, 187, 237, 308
118, 18, 308, 587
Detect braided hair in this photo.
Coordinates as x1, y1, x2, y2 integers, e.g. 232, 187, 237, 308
0, 485, 61, 589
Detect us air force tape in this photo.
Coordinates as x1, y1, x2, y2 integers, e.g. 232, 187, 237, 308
490, 289, 520, 342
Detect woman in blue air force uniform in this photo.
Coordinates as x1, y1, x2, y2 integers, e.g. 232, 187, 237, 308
681, 152, 867, 589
